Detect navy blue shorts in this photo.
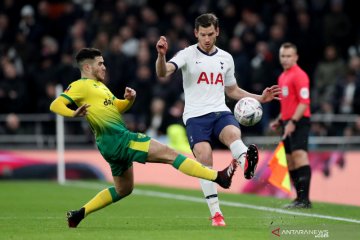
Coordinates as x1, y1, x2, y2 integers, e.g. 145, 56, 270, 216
185, 111, 240, 149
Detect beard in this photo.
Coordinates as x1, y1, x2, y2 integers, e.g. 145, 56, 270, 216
93, 70, 105, 82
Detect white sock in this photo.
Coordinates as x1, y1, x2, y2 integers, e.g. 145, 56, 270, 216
199, 179, 221, 217
230, 140, 248, 170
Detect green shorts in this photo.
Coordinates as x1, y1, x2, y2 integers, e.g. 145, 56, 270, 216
96, 130, 151, 176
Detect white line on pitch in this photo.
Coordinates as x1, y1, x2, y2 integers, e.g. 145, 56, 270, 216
65, 181, 360, 224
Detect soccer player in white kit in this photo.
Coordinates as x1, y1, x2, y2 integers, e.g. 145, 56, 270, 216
156, 13, 281, 226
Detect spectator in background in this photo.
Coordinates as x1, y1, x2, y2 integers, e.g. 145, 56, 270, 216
219, 3, 238, 41
332, 68, 359, 135
291, 10, 321, 78
334, 68, 359, 115
128, 64, 153, 132
250, 41, 276, 134
344, 116, 360, 137
37, 82, 56, 113
29, 52, 58, 113
0, 13, 13, 49
11, 30, 37, 74
234, 9, 266, 58
92, 31, 110, 53
94, 11, 118, 38
268, 23, 287, 61
0, 60, 27, 113
103, 35, 130, 97
348, 34, 360, 58
0, 113, 23, 134
228, 36, 251, 91
323, 0, 351, 56
56, 53, 80, 90
118, 25, 139, 58
166, 95, 191, 154
17, 4, 44, 48
348, 55, 360, 79
350, 70, 360, 115
313, 45, 346, 111
146, 97, 167, 143
62, 19, 90, 54
250, 41, 274, 95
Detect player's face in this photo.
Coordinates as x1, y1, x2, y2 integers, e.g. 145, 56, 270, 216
279, 47, 298, 70
195, 25, 219, 53
91, 56, 106, 82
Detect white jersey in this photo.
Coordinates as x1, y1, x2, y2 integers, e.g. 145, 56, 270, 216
169, 44, 237, 124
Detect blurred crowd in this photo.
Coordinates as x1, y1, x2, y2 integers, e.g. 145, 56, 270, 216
1, 0, 360, 141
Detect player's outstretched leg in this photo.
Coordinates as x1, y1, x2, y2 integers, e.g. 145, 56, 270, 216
244, 144, 258, 179
214, 159, 237, 189
67, 207, 85, 228
66, 186, 123, 228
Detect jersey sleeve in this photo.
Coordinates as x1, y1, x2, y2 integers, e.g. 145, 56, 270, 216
294, 71, 310, 105
169, 48, 188, 70
114, 98, 132, 113
224, 54, 237, 86
60, 80, 86, 106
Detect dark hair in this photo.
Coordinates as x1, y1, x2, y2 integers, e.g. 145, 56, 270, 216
75, 48, 102, 64
280, 42, 298, 53
195, 13, 219, 30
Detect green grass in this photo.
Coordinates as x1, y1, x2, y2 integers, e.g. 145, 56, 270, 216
1, 181, 359, 240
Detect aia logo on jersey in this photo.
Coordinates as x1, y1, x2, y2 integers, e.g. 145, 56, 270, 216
197, 72, 224, 85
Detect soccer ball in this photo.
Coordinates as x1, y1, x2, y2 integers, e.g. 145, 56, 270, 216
234, 97, 263, 126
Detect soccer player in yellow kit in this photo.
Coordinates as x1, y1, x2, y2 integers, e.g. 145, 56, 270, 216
50, 48, 237, 228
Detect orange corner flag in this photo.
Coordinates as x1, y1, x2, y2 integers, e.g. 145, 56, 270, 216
268, 141, 291, 194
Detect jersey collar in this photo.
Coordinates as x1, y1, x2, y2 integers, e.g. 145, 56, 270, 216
196, 45, 218, 56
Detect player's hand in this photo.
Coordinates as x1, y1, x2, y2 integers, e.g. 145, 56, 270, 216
73, 104, 90, 117
269, 119, 281, 131
124, 87, 136, 101
282, 121, 296, 139
156, 36, 168, 56
260, 85, 281, 103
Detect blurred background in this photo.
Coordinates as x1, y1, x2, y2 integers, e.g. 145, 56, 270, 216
0, 0, 359, 205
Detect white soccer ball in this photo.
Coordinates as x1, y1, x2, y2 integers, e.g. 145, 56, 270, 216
234, 97, 263, 126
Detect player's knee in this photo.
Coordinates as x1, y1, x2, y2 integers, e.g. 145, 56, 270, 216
115, 185, 133, 198
123, 187, 133, 197
220, 129, 240, 146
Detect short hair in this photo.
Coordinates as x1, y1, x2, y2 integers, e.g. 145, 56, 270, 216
75, 48, 102, 65
280, 42, 298, 53
195, 13, 219, 30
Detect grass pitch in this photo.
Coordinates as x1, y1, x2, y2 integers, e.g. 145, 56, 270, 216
1, 181, 359, 240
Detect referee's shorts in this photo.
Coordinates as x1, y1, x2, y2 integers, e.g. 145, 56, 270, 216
282, 117, 310, 154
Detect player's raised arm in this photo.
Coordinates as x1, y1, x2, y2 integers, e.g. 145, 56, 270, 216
155, 36, 176, 77
50, 96, 90, 117
114, 87, 136, 113
225, 84, 281, 103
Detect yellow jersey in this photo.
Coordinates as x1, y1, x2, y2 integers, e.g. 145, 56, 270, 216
61, 78, 126, 138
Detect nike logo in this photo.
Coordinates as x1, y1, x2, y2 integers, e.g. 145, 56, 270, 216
227, 164, 235, 177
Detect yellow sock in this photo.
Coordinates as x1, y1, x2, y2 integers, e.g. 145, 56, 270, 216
83, 187, 122, 216
172, 154, 217, 181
